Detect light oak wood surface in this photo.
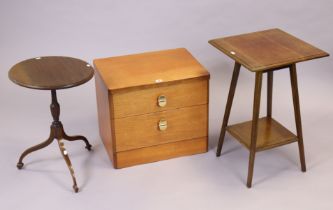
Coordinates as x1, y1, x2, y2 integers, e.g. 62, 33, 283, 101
95, 71, 117, 163
116, 137, 207, 168
115, 104, 208, 152
112, 78, 208, 118
93, 48, 209, 92
94, 48, 210, 168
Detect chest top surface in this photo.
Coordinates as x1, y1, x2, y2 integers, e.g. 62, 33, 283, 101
209, 28, 329, 72
93, 48, 209, 92
9, 56, 94, 90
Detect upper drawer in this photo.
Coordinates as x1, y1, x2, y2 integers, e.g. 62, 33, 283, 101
111, 78, 208, 118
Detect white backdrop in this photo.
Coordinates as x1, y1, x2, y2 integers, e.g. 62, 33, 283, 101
0, 0, 332, 209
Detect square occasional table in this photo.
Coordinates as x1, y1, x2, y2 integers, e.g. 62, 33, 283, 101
209, 28, 329, 187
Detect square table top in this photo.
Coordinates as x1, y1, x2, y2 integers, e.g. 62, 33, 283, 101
209, 28, 329, 72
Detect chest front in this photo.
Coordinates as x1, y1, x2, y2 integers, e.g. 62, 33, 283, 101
94, 48, 210, 168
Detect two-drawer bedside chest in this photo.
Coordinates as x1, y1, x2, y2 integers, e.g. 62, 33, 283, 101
94, 48, 210, 168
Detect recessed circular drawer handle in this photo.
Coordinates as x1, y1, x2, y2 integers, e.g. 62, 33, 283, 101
158, 119, 168, 131
157, 95, 167, 107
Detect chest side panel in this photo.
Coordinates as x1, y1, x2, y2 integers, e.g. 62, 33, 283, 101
95, 72, 116, 164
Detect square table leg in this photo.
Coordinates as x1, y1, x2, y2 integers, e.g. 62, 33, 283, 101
216, 62, 241, 157
290, 64, 307, 172
247, 72, 263, 188
267, 71, 273, 118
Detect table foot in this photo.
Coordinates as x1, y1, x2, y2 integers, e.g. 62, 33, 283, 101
73, 185, 79, 193
17, 162, 24, 169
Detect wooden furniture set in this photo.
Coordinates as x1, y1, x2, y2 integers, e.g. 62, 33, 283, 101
9, 29, 329, 192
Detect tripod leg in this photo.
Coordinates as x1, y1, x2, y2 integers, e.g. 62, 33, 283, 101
63, 130, 92, 151
56, 139, 79, 193
17, 130, 54, 169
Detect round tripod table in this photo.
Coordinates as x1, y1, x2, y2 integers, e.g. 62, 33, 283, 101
9, 56, 94, 193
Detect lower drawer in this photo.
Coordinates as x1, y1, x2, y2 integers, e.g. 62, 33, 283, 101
114, 104, 208, 152
115, 137, 207, 168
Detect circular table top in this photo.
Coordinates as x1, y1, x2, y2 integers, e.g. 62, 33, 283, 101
8, 56, 94, 90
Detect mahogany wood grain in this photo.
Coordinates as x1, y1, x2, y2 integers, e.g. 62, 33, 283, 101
112, 78, 208, 118
209, 28, 329, 72
9, 56, 94, 90
10, 56, 93, 192
115, 104, 208, 152
116, 137, 207, 168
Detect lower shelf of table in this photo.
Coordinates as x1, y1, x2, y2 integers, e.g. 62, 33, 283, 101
226, 117, 298, 151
